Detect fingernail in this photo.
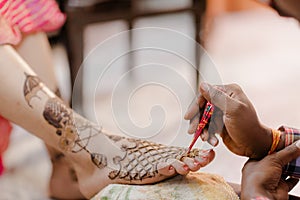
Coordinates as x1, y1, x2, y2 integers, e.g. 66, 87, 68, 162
210, 137, 218, 146
296, 140, 300, 149
200, 82, 209, 92
183, 165, 189, 171
169, 166, 174, 171
200, 134, 205, 140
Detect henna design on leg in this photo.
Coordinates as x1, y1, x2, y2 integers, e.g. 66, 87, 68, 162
42, 97, 81, 152
23, 74, 81, 185
42, 97, 82, 152
54, 88, 61, 97
51, 152, 65, 162
91, 153, 108, 169
43, 98, 73, 135
23, 75, 78, 150
69, 168, 78, 182
23, 73, 45, 107
42, 97, 103, 153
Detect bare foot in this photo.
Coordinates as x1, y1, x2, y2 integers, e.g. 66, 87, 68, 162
46, 133, 214, 199
65, 129, 215, 198
46, 145, 85, 199
23, 76, 215, 199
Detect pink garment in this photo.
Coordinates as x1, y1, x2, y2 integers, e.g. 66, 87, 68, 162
0, 116, 12, 176
0, 0, 66, 45
0, 156, 3, 175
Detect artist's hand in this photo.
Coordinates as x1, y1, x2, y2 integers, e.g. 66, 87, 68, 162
185, 83, 272, 159
257, 0, 300, 22
241, 140, 300, 200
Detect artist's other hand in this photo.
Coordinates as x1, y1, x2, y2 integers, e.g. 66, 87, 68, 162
241, 140, 300, 200
185, 83, 272, 159
258, 0, 300, 22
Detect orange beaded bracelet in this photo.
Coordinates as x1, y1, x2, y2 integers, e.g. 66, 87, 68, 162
268, 129, 281, 154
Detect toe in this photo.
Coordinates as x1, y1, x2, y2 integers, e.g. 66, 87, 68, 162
157, 162, 176, 176
194, 149, 215, 167
168, 159, 190, 175
158, 159, 190, 176
181, 157, 201, 171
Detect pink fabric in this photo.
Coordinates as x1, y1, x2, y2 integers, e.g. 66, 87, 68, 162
0, 156, 3, 175
0, 116, 12, 176
0, 0, 66, 45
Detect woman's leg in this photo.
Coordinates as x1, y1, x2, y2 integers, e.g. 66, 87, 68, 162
0, 45, 214, 198
15, 33, 60, 96
14, 32, 83, 199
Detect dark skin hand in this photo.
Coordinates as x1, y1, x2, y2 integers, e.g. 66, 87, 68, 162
270, 0, 300, 22
241, 140, 300, 200
184, 83, 281, 159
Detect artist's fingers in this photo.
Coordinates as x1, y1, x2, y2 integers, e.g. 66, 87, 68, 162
188, 113, 200, 134
204, 111, 222, 146
208, 134, 219, 147
184, 95, 206, 120
202, 127, 219, 146
210, 106, 225, 133
201, 129, 209, 141
276, 178, 299, 200
181, 157, 201, 171
273, 140, 300, 167
200, 83, 246, 114
199, 83, 229, 112
285, 177, 299, 192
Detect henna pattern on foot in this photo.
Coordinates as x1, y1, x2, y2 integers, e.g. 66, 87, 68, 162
105, 135, 187, 181
91, 153, 108, 169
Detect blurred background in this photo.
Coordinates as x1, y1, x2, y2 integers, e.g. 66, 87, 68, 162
1, 0, 300, 198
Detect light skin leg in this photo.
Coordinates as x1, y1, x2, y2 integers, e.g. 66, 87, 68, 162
0, 45, 214, 199
14, 32, 83, 199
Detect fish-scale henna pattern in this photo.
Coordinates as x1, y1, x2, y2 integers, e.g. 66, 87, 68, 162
107, 138, 187, 181
43, 97, 73, 134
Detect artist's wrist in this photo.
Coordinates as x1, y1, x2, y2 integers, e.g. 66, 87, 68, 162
250, 124, 272, 159
258, 125, 286, 156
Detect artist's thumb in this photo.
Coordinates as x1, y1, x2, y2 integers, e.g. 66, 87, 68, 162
275, 140, 300, 167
